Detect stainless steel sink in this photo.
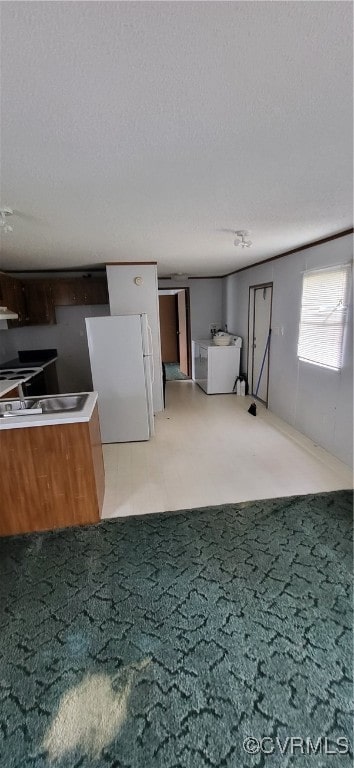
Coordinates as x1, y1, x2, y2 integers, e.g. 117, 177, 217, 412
0, 399, 37, 415
0, 394, 89, 417
33, 394, 89, 413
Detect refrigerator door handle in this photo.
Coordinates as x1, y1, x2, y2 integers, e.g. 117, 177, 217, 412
147, 324, 155, 383
143, 354, 155, 437
147, 323, 153, 354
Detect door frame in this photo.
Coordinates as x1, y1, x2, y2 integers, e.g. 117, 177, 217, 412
158, 286, 192, 378
247, 282, 273, 406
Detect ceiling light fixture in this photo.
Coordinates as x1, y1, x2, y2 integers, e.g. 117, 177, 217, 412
0, 207, 14, 233
170, 272, 189, 282
233, 230, 252, 248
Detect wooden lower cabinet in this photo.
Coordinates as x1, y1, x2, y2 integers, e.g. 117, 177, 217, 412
0, 404, 105, 536
0, 386, 19, 399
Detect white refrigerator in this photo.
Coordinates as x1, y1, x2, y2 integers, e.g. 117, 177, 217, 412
85, 313, 154, 443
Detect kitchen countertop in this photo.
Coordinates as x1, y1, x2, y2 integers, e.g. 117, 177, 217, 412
0, 357, 58, 398
0, 391, 98, 430
33, 356, 58, 369
0, 370, 42, 397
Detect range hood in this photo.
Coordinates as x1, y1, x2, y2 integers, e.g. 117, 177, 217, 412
0, 306, 18, 320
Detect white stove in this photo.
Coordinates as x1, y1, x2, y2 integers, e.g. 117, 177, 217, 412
0, 367, 43, 382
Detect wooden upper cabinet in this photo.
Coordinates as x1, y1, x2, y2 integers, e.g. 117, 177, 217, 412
51, 279, 77, 306
23, 280, 56, 325
83, 277, 109, 305
0, 273, 108, 326
0, 273, 26, 327
52, 277, 108, 306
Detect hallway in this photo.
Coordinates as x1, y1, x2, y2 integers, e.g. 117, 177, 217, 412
102, 381, 352, 519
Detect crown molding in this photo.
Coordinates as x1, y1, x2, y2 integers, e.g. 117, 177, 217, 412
223, 227, 354, 278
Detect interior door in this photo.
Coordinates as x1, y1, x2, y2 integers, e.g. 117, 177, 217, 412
177, 290, 189, 376
159, 295, 178, 362
248, 284, 272, 404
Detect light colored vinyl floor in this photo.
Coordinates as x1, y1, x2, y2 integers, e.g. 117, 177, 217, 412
102, 381, 353, 519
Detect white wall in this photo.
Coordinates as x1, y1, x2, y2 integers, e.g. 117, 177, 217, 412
158, 278, 224, 340
0, 330, 17, 365
3, 305, 109, 393
107, 264, 163, 412
225, 235, 353, 466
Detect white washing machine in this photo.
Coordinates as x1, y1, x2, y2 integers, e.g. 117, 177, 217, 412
192, 337, 242, 394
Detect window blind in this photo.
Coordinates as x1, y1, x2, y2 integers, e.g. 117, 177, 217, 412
297, 264, 351, 371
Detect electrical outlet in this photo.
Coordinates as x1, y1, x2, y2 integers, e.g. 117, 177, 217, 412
210, 324, 217, 333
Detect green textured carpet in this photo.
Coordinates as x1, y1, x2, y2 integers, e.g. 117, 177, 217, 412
164, 363, 189, 380
0, 490, 352, 767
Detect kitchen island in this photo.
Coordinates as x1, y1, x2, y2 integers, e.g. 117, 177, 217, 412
0, 392, 104, 536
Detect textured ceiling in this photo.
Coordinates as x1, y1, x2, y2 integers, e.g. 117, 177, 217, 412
0, 1, 352, 275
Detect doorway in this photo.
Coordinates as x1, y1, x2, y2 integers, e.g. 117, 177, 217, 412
158, 288, 191, 379
247, 283, 273, 406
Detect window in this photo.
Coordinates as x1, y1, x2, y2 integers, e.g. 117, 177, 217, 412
297, 264, 351, 371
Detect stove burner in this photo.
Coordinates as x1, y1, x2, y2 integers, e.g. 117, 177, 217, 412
0, 368, 38, 376
15, 369, 37, 374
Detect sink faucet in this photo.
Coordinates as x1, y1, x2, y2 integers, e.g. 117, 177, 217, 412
17, 383, 27, 409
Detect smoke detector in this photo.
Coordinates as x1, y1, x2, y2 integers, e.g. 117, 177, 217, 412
233, 230, 252, 248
